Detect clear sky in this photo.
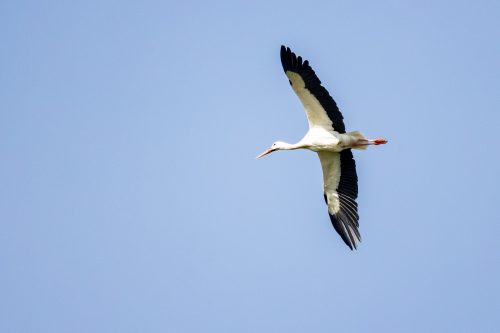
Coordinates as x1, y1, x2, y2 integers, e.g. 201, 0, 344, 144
1, 0, 499, 332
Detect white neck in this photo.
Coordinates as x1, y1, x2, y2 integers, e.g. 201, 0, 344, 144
279, 141, 305, 150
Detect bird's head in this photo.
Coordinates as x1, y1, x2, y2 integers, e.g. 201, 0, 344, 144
256, 141, 287, 159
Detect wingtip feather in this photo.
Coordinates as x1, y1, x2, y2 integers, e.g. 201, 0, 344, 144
328, 211, 361, 250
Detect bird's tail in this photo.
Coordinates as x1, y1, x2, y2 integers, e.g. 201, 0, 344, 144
348, 131, 368, 150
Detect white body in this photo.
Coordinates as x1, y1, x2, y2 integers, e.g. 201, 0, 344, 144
298, 128, 367, 152
258, 46, 387, 250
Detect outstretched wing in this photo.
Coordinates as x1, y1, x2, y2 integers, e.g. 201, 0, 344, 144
318, 150, 360, 250
280, 45, 346, 133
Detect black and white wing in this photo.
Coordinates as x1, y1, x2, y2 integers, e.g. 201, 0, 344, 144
318, 150, 360, 250
281, 46, 360, 249
280, 45, 346, 133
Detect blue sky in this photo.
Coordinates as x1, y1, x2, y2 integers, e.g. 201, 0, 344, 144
1, 0, 499, 332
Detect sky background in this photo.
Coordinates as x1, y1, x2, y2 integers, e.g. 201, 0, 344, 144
1, 0, 500, 332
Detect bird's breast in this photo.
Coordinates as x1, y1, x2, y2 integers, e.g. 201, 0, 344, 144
303, 129, 343, 152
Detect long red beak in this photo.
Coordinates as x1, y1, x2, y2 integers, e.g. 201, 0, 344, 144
256, 148, 276, 159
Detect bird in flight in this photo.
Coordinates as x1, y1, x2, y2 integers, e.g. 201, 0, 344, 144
257, 46, 387, 250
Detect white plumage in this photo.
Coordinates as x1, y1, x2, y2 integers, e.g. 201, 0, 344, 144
257, 46, 387, 250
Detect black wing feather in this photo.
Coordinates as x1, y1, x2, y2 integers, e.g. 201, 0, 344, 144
328, 150, 360, 250
280, 45, 346, 134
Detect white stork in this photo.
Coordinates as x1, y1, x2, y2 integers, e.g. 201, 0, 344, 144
257, 46, 387, 250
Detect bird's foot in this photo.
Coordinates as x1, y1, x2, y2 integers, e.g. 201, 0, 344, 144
370, 138, 388, 145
